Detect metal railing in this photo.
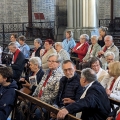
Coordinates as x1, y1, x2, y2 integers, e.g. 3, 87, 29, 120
0, 21, 55, 45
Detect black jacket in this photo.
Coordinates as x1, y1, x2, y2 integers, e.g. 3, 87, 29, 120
35, 46, 42, 57
11, 51, 25, 80
54, 72, 83, 108
65, 81, 111, 120
28, 68, 44, 93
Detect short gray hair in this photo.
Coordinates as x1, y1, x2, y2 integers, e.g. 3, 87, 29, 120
91, 35, 98, 41
104, 35, 113, 41
80, 34, 89, 41
55, 42, 63, 48
105, 51, 115, 59
48, 53, 62, 63
81, 68, 97, 82
29, 57, 41, 68
34, 38, 42, 45
8, 42, 18, 48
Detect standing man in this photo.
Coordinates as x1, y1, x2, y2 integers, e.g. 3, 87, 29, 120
57, 68, 111, 120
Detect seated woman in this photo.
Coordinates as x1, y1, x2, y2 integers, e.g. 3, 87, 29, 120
40, 39, 56, 71
31, 38, 43, 57
71, 34, 89, 62
0, 66, 18, 120
98, 26, 108, 47
19, 57, 44, 94
79, 35, 101, 70
62, 30, 76, 53
18, 35, 30, 58
102, 61, 120, 101
103, 51, 115, 70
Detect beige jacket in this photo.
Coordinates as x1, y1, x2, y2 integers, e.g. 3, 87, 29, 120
42, 47, 57, 71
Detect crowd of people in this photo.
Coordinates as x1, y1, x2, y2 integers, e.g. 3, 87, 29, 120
0, 26, 120, 120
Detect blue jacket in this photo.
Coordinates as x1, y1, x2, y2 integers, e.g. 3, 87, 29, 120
62, 38, 76, 53
65, 81, 111, 120
0, 80, 18, 120
54, 72, 83, 108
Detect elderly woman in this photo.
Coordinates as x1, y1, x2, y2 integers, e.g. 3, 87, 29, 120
40, 39, 56, 71
62, 30, 76, 53
31, 38, 43, 57
71, 34, 89, 62
19, 57, 44, 94
82, 35, 101, 62
98, 26, 108, 47
101, 61, 120, 101
103, 51, 115, 70
55, 42, 70, 62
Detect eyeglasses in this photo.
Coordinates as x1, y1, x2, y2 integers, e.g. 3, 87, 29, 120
47, 60, 58, 63
107, 59, 114, 61
63, 68, 73, 72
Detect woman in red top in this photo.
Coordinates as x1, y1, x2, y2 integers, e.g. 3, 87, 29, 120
72, 34, 89, 62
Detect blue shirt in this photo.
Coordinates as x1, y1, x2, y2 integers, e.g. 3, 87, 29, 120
62, 38, 76, 53
19, 43, 30, 58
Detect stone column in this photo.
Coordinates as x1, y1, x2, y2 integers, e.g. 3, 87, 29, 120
73, 0, 77, 28
88, 0, 97, 27
67, 0, 74, 28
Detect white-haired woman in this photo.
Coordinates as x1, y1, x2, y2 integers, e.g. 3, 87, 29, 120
72, 34, 89, 62
103, 51, 115, 70
19, 57, 44, 94
55, 42, 70, 62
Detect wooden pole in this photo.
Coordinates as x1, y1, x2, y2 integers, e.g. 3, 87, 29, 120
28, 0, 32, 27
111, 0, 114, 22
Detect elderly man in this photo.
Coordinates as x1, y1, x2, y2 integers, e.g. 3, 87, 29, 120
98, 35, 119, 68
8, 42, 25, 81
31, 53, 64, 120
57, 68, 111, 120
55, 42, 70, 62
89, 57, 108, 82
50, 60, 83, 119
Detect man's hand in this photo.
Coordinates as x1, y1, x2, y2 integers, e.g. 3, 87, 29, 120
62, 98, 75, 105
98, 50, 104, 56
57, 108, 69, 120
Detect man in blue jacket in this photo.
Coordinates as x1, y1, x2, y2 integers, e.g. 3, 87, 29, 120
57, 68, 111, 120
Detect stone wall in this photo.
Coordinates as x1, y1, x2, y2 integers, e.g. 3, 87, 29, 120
0, 0, 28, 23
0, 0, 55, 23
